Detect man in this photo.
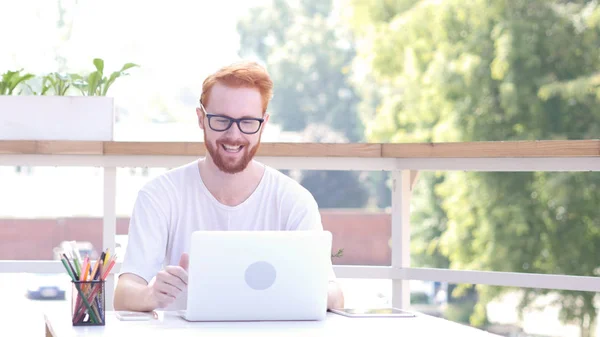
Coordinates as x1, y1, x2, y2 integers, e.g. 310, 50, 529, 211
113, 60, 344, 312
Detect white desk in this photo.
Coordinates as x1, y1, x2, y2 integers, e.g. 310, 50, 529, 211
44, 310, 501, 337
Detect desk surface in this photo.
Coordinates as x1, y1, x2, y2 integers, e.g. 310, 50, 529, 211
44, 310, 500, 337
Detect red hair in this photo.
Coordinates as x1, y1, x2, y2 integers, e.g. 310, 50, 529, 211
200, 61, 273, 114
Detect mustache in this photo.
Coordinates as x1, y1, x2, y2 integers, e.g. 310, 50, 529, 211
216, 139, 249, 146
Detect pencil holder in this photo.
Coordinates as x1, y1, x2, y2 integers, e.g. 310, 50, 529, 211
71, 280, 105, 326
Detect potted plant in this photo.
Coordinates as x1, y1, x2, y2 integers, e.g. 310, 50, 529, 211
0, 58, 137, 141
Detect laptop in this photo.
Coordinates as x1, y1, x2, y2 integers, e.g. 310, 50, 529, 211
181, 230, 333, 322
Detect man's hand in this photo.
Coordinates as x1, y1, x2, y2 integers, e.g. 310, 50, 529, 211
327, 280, 344, 310
146, 253, 189, 309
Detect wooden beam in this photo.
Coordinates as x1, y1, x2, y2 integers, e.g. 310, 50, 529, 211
382, 140, 600, 158
256, 143, 382, 157
0, 140, 36, 154
0, 140, 598, 158
36, 141, 103, 155
103, 142, 206, 156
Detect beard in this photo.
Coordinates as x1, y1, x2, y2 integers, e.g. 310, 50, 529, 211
204, 132, 261, 174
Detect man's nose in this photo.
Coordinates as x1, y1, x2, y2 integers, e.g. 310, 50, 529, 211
225, 122, 243, 137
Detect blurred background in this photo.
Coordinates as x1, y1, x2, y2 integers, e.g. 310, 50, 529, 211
1, 1, 600, 336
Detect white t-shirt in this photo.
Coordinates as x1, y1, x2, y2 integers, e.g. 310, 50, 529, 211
119, 159, 335, 310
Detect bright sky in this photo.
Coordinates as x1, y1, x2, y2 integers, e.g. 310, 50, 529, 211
0, 0, 267, 125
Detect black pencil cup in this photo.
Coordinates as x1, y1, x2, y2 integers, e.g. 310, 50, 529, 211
71, 280, 105, 326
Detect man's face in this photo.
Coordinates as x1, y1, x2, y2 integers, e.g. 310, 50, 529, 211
197, 83, 268, 174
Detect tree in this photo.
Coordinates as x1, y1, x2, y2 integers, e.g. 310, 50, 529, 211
237, 0, 372, 209
296, 124, 370, 208
347, 0, 600, 335
237, 0, 364, 142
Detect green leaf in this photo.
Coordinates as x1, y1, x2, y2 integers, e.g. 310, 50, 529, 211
7, 73, 34, 95
70, 73, 84, 81
41, 85, 51, 95
100, 63, 139, 96
60, 84, 70, 96
93, 58, 104, 74
101, 71, 121, 96
87, 71, 101, 96
119, 63, 139, 72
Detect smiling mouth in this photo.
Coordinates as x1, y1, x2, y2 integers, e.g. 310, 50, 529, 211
222, 144, 244, 153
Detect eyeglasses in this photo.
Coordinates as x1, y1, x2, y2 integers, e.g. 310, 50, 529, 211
200, 103, 265, 134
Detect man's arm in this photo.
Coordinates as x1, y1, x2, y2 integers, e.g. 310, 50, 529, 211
115, 254, 189, 312
114, 274, 155, 312
113, 189, 171, 311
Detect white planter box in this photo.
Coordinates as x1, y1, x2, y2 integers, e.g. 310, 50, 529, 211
0, 96, 114, 141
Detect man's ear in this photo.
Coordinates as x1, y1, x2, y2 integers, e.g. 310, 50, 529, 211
261, 113, 270, 132
196, 107, 205, 130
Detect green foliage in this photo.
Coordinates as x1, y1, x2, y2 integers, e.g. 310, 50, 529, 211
349, 0, 600, 335
237, 0, 364, 142
0, 58, 138, 97
296, 124, 370, 208
0, 69, 35, 95
410, 291, 430, 304
539, 72, 600, 103
445, 300, 480, 326
332, 248, 344, 258
410, 172, 450, 269
74, 58, 139, 96
41, 72, 75, 95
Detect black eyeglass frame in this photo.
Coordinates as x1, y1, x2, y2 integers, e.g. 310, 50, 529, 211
200, 103, 265, 135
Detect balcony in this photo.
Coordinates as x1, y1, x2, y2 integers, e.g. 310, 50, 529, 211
1, 139, 599, 336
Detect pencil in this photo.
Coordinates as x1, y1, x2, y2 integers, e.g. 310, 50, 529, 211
90, 257, 101, 282
103, 248, 110, 266
81, 257, 89, 281
101, 259, 116, 280
62, 253, 79, 279
61, 257, 99, 324
60, 257, 75, 281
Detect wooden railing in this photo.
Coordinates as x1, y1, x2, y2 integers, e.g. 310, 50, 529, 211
1, 139, 599, 311
1, 139, 599, 157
